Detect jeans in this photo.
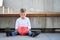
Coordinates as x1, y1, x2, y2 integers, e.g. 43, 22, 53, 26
12, 31, 32, 36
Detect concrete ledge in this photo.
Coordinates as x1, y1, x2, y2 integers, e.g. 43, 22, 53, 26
0, 12, 60, 17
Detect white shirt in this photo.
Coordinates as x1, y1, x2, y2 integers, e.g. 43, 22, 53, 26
15, 17, 31, 30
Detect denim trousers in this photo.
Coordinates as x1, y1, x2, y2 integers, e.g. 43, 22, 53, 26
12, 31, 32, 36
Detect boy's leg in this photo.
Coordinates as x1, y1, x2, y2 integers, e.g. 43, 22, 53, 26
28, 31, 33, 36
28, 31, 37, 37
11, 31, 18, 36
28, 31, 41, 37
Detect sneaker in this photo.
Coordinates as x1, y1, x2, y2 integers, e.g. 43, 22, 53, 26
32, 31, 40, 37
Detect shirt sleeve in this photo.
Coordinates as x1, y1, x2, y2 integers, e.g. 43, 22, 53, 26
15, 19, 19, 30
27, 18, 31, 30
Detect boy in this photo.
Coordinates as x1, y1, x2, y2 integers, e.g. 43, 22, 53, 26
15, 8, 31, 31
12, 8, 32, 36
11, 8, 40, 37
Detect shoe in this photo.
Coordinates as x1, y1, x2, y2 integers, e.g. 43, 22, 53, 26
32, 31, 40, 37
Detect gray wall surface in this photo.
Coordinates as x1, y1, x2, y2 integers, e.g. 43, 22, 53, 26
3, 0, 44, 13
0, 17, 46, 28
3, 0, 60, 13
44, 0, 60, 12
0, 0, 60, 28
0, 17, 60, 28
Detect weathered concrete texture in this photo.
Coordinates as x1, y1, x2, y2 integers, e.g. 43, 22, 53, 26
0, 17, 18, 28
46, 17, 54, 28
29, 17, 46, 28
0, 7, 3, 13
46, 17, 60, 28
3, 0, 60, 12
44, 0, 60, 12
0, 7, 14, 13
0, 33, 60, 40
54, 17, 60, 28
0, 17, 60, 28
3, 0, 44, 12
0, 17, 46, 28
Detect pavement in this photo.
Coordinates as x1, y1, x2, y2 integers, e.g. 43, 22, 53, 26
0, 33, 60, 40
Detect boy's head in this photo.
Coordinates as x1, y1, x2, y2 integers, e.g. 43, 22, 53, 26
19, 8, 27, 19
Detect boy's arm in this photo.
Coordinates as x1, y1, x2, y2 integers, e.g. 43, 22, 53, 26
15, 19, 19, 31
27, 18, 31, 30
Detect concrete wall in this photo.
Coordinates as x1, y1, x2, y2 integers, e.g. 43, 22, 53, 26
0, 0, 60, 28
0, 17, 46, 28
3, 0, 44, 13
0, 17, 60, 28
44, 0, 60, 12
46, 17, 60, 28
3, 0, 60, 12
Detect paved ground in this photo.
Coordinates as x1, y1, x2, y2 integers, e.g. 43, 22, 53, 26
0, 33, 60, 40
